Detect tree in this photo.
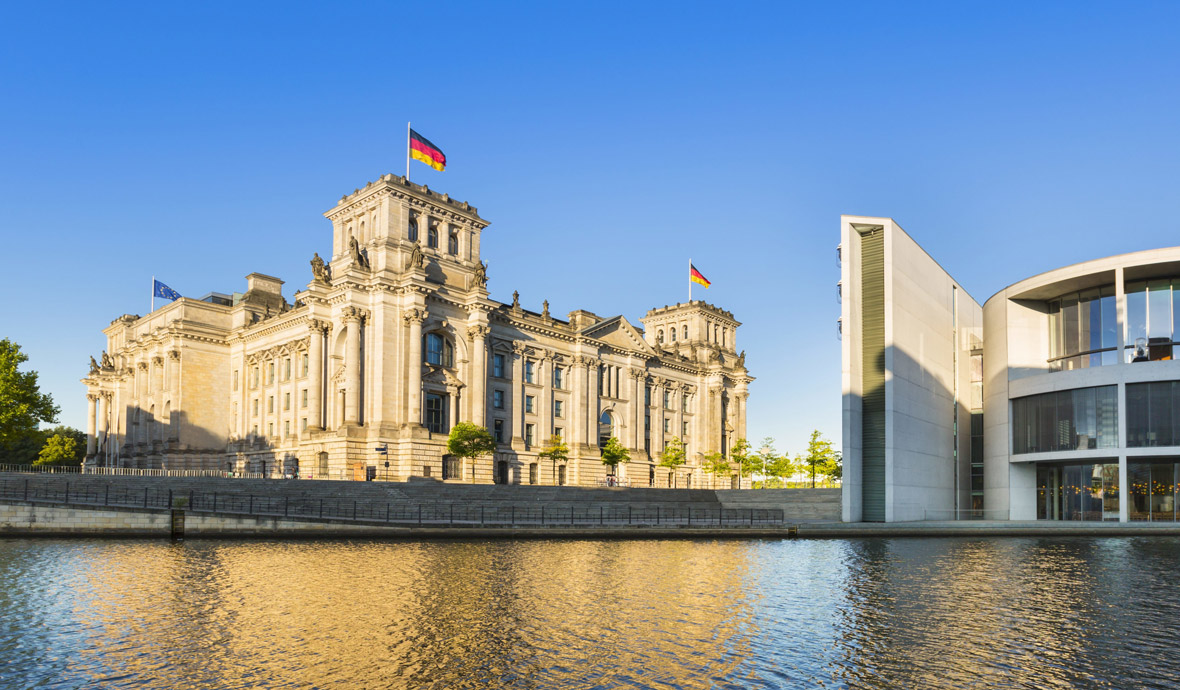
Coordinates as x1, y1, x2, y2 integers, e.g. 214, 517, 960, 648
820, 450, 843, 482
446, 422, 496, 482
658, 436, 686, 487
800, 430, 839, 488
599, 436, 630, 476
729, 438, 756, 484
538, 435, 569, 485
35, 432, 77, 466
767, 453, 796, 488
0, 339, 59, 447
38, 426, 86, 466
702, 451, 733, 489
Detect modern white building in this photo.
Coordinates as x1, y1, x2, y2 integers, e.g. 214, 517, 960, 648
841, 215, 1180, 522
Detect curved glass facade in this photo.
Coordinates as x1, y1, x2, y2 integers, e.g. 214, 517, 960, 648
1012, 386, 1118, 454
1047, 287, 1117, 371
1125, 279, 1180, 362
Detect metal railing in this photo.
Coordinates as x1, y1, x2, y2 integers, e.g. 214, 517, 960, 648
0, 465, 264, 479
0, 477, 787, 529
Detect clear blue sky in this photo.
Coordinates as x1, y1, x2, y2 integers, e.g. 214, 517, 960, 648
2, 1, 1179, 458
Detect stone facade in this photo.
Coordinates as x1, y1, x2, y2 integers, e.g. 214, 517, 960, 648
82, 174, 753, 487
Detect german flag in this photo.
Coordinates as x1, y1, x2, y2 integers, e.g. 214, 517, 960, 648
690, 263, 711, 288
410, 129, 446, 171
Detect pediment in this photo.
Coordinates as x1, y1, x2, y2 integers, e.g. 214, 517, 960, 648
422, 365, 465, 388
579, 316, 654, 354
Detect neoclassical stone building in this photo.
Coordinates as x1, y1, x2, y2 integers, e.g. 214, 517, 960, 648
82, 174, 753, 486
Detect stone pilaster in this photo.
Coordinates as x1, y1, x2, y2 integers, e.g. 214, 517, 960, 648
404, 308, 426, 426
307, 320, 326, 431
86, 394, 98, 457
342, 306, 366, 426
510, 343, 525, 445
468, 324, 489, 426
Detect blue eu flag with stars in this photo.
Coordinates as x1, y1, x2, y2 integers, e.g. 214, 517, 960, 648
153, 279, 181, 302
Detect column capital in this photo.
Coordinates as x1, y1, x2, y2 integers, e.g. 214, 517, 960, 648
167, 349, 180, 361
341, 306, 368, 323
512, 341, 528, 355
87, 393, 99, 402
403, 308, 427, 325
308, 318, 330, 334
468, 324, 491, 340
137, 361, 149, 371
151, 355, 163, 366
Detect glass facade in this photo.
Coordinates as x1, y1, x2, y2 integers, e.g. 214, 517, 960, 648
1128, 462, 1180, 521
1126, 381, 1180, 447
1125, 279, 1180, 362
1036, 463, 1119, 520
1047, 286, 1117, 371
1011, 386, 1118, 454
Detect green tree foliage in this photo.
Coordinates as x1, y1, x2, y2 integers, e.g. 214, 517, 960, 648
658, 436, 686, 487
821, 450, 843, 481
800, 430, 839, 488
599, 436, 630, 474
0, 339, 59, 448
755, 437, 779, 484
702, 451, 733, 488
729, 438, 757, 481
446, 422, 496, 482
538, 435, 569, 483
35, 432, 77, 466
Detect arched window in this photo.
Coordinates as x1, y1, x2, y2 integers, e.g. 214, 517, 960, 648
427, 224, 438, 249
682, 325, 688, 340
448, 230, 458, 255
657, 329, 664, 344
425, 332, 454, 368
408, 218, 418, 242
598, 411, 614, 448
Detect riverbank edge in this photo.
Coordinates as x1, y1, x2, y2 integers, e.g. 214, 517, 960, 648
5, 501, 1180, 539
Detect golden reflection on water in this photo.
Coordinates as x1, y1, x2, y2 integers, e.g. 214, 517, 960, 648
1, 537, 1179, 689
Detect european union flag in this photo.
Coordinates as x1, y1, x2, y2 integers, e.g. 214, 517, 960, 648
153, 279, 181, 302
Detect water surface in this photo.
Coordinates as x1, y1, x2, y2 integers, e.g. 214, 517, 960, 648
0, 537, 1176, 689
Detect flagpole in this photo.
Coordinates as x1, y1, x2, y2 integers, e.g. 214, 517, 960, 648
151, 275, 155, 313
406, 122, 411, 181
688, 258, 692, 303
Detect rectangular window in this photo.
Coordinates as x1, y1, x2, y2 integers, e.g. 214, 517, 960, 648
553, 367, 563, 389
493, 389, 505, 409
301, 418, 307, 431
252, 399, 259, 417
267, 423, 273, 437
664, 417, 670, 433
525, 395, 535, 413
493, 354, 505, 378
425, 393, 445, 433
268, 362, 275, 384
1127, 381, 1180, 447
284, 358, 291, 381
252, 367, 259, 388
525, 360, 535, 384
301, 389, 308, 408
232, 370, 239, 391
1012, 385, 1118, 453
525, 423, 535, 447
663, 391, 671, 409
494, 419, 505, 443
284, 393, 290, 411
284, 421, 290, 437
252, 424, 258, 436
683, 421, 688, 437
554, 426, 563, 440
645, 385, 651, 406
554, 400, 564, 418
529, 463, 538, 485
268, 396, 274, 413
682, 393, 689, 410
301, 353, 309, 376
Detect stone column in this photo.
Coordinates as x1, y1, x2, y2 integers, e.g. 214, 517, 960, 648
571, 357, 586, 447
510, 344, 525, 444
307, 321, 325, 430
405, 308, 426, 425
342, 307, 364, 426
587, 360, 600, 447
86, 394, 98, 457
468, 325, 489, 426
539, 354, 551, 445
652, 380, 665, 456
152, 356, 163, 395
447, 388, 458, 432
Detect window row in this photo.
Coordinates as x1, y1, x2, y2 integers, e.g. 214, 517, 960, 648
1126, 279, 1180, 362
1011, 386, 1118, 454
1047, 286, 1118, 371
236, 355, 310, 391
654, 323, 730, 347
408, 217, 463, 255
251, 390, 310, 416
245, 418, 311, 438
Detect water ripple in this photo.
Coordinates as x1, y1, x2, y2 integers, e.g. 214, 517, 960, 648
0, 536, 1178, 688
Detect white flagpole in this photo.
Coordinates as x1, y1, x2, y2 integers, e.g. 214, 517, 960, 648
406, 122, 411, 181
151, 275, 155, 313
688, 258, 692, 303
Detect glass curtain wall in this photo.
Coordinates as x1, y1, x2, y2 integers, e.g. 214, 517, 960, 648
1126, 381, 1180, 447
1036, 463, 1119, 521
1125, 279, 1180, 362
1012, 386, 1118, 454
1128, 462, 1180, 521
1047, 287, 1117, 371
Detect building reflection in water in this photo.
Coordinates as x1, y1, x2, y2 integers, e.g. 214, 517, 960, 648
1, 537, 1179, 688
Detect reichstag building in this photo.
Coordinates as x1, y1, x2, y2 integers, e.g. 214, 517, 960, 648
81, 174, 753, 487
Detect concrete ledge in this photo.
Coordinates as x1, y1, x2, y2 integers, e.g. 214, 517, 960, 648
798, 521, 1180, 537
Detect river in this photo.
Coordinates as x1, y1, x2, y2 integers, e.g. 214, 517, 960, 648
0, 537, 1176, 689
